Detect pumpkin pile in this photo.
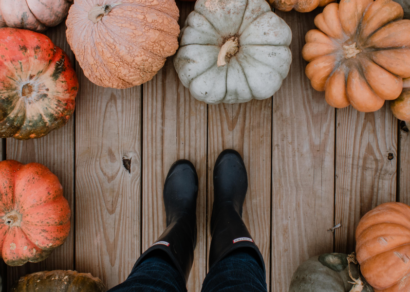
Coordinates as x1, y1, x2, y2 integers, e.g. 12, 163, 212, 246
0, 0, 72, 31
0, 28, 78, 140
0, 160, 71, 266
302, 0, 410, 112
356, 202, 410, 292
11, 270, 106, 292
174, 0, 292, 104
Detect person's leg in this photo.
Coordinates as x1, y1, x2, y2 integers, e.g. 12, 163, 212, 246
109, 251, 186, 292
202, 249, 267, 292
109, 160, 198, 292
202, 149, 267, 292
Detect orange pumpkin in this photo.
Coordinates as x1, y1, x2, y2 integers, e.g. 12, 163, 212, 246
356, 202, 410, 292
269, 0, 335, 12
302, 0, 410, 112
0, 0, 72, 31
66, 0, 180, 89
0, 28, 78, 140
391, 78, 410, 127
0, 160, 71, 266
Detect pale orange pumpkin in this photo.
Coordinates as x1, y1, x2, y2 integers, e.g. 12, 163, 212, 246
391, 78, 410, 127
0, 160, 71, 266
269, 0, 335, 12
302, 0, 410, 112
356, 202, 410, 292
66, 0, 180, 89
0, 0, 72, 31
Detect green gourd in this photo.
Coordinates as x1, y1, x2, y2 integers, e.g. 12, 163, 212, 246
289, 253, 373, 292
11, 270, 106, 292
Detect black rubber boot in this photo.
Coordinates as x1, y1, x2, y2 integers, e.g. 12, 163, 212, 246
135, 160, 198, 283
209, 149, 265, 272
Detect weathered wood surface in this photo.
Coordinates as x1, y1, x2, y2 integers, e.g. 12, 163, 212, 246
271, 10, 335, 292
5, 23, 75, 291
207, 99, 272, 285
75, 73, 142, 287
334, 105, 397, 253
399, 123, 410, 204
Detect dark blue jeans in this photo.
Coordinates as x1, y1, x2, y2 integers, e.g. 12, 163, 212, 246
109, 249, 267, 292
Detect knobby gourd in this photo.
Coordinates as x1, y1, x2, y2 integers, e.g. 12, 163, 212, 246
302, 0, 410, 112
66, 0, 180, 89
0, 0, 72, 31
11, 270, 106, 292
289, 253, 373, 292
391, 78, 410, 129
269, 0, 335, 13
0, 160, 71, 266
356, 202, 410, 291
174, 0, 292, 104
0, 28, 78, 140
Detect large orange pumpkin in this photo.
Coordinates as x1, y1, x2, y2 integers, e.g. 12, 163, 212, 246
269, 0, 335, 12
0, 160, 71, 266
356, 202, 410, 292
66, 0, 180, 89
0, 0, 72, 31
0, 28, 78, 140
302, 0, 410, 112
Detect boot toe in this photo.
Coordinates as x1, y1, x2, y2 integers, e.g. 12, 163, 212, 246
214, 149, 246, 172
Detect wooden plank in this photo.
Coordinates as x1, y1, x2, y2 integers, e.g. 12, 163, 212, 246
399, 120, 410, 204
75, 72, 141, 286
141, 3, 207, 290
5, 23, 75, 290
271, 10, 335, 292
207, 99, 272, 285
334, 105, 397, 252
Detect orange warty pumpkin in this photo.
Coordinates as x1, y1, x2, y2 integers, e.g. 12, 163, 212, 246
391, 78, 410, 126
269, 0, 335, 12
0, 28, 78, 140
66, 0, 180, 89
302, 0, 410, 112
356, 202, 410, 292
0, 0, 72, 31
0, 160, 71, 266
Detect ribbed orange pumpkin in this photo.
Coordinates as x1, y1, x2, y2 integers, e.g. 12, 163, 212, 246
302, 0, 410, 112
356, 202, 410, 292
66, 0, 180, 89
269, 0, 335, 12
0, 0, 73, 31
391, 78, 410, 127
0, 160, 71, 266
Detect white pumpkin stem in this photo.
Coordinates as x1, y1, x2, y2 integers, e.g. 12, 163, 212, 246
88, 3, 121, 23
217, 37, 239, 67
347, 253, 364, 292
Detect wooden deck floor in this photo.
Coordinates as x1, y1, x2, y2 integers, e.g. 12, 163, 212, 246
1, 2, 409, 291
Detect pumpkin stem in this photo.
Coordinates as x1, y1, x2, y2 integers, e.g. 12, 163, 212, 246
217, 37, 239, 67
347, 252, 364, 292
88, 3, 121, 23
3, 211, 22, 227
343, 43, 361, 59
22, 83, 34, 97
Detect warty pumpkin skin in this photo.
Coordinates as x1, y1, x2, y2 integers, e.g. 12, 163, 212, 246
0, 160, 71, 266
356, 202, 410, 292
302, 0, 410, 113
0, 0, 72, 31
269, 0, 335, 13
174, 0, 292, 104
66, 0, 180, 89
289, 253, 373, 292
0, 28, 78, 140
11, 270, 106, 292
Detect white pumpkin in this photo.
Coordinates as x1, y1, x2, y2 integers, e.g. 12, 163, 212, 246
174, 0, 292, 104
